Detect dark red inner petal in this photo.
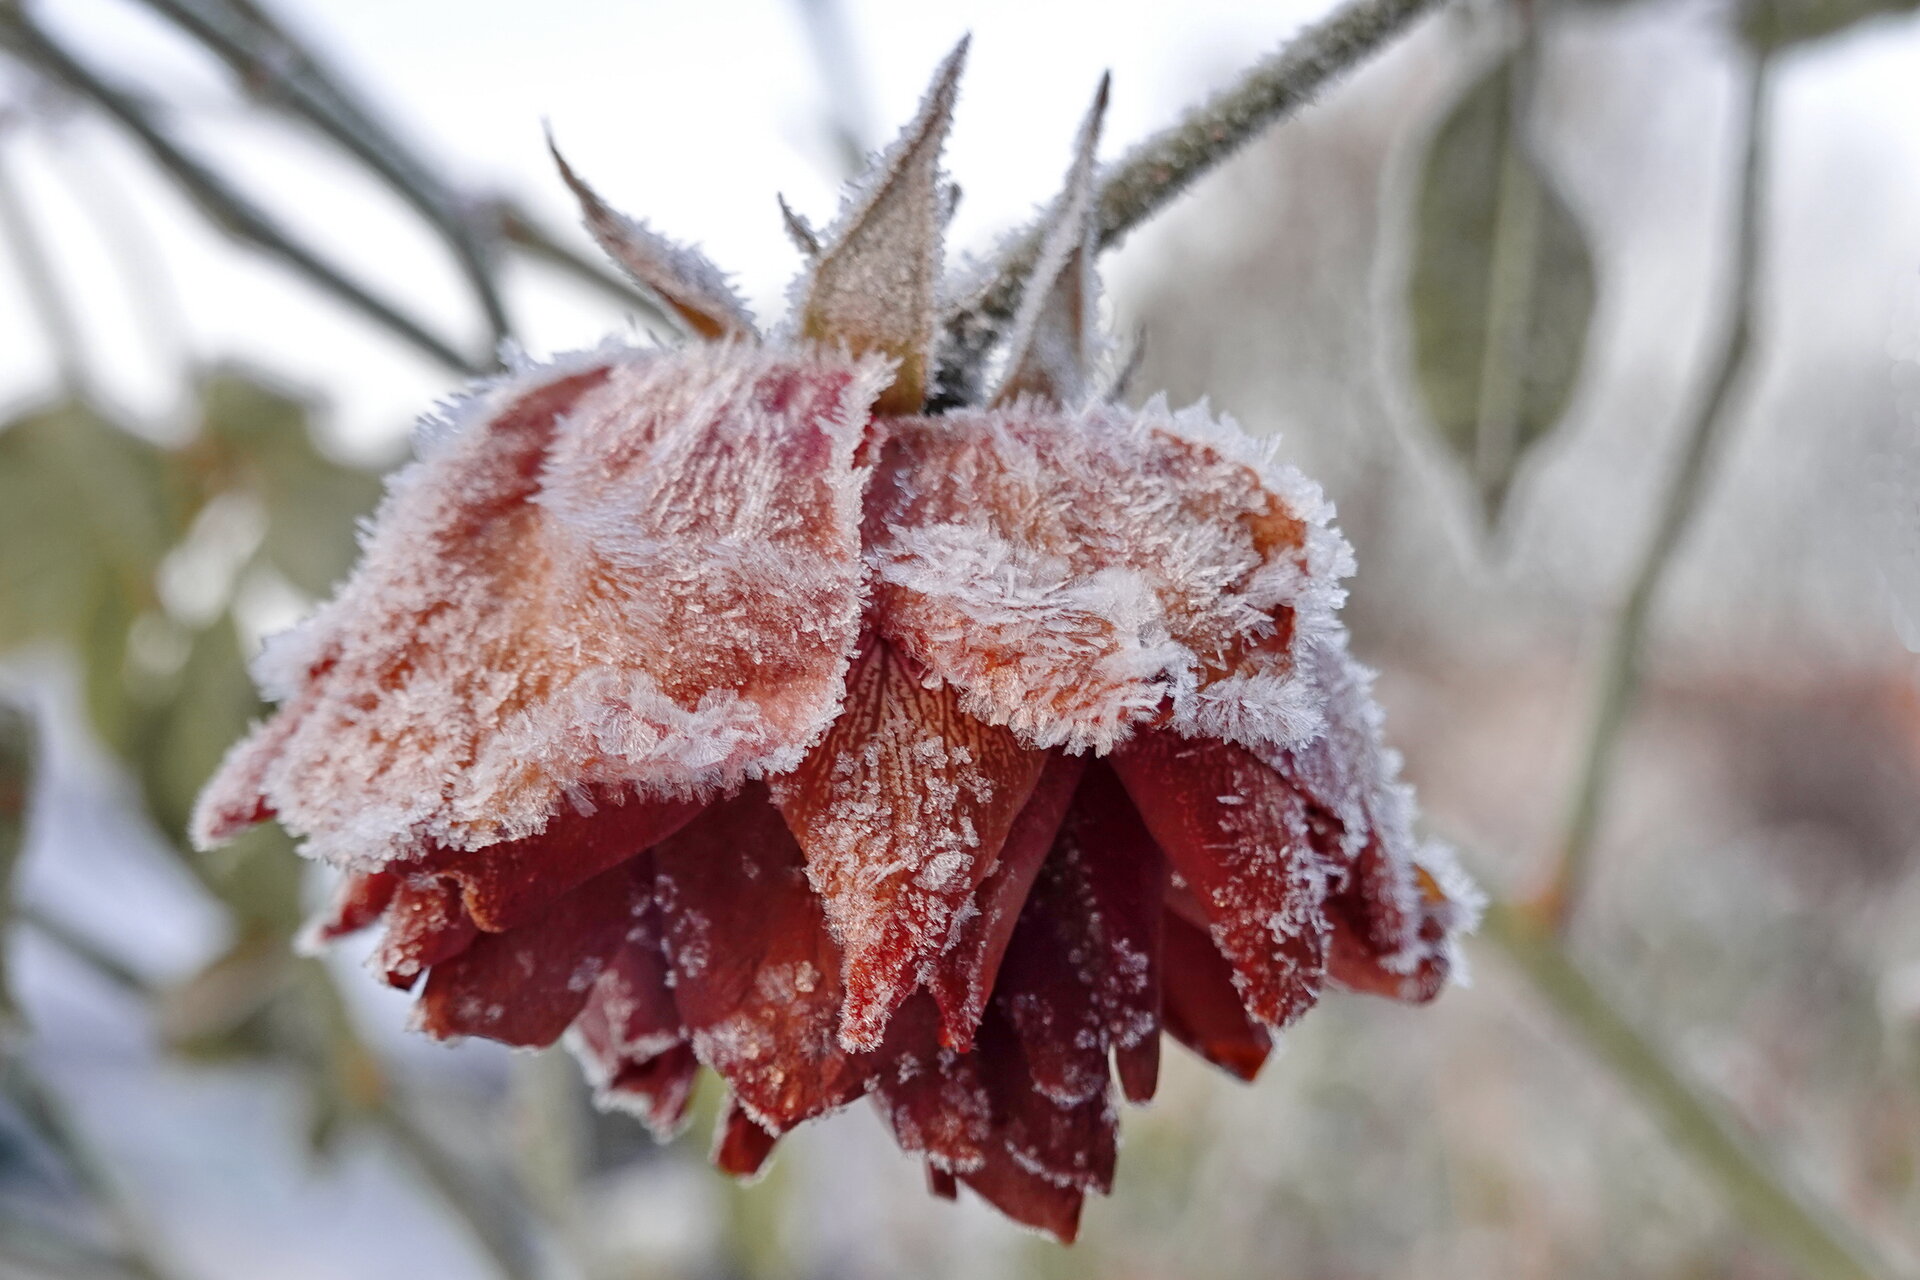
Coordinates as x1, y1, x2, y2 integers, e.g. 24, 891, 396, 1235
307, 869, 399, 946
931, 753, 1086, 1051
958, 1141, 1085, 1244
713, 1099, 781, 1179
975, 1008, 1117, 1197
1058, 766, 1166, 1086
415, 861, 643, 1046
1160, 910, 1272, 1082
603, 1043, 699, 1140
1110, 732, 1328, 1030
992, 844, 1111, 1109
376, 876, 478, 990
652, 786, 871, 1131
1327, 860, 1452, 1004
413, 795, 704, 932
869, 995, 993, 1174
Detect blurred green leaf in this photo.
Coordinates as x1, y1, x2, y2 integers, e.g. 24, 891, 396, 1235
196, 370, 383, 598
1408, 52, 1595, 526
1742, 0, 1919, 49
133, 616, 305, 932
0, 704, 35, 1030
0, 402, 177, 656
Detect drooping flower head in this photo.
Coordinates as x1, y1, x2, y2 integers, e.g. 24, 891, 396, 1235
194, 44, 1477, 1241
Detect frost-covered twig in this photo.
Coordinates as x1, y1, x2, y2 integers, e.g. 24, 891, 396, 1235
1481, 898, 1905, 1280
129, 0, 514, 349
1541, 51, 1773, 929
943, 0, 1448, 373
0, 9, 482, 375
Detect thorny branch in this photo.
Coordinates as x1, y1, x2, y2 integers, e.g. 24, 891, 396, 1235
0, 6, 483, 375
1540, 48, 1774, 930
940, 0, 1450, 391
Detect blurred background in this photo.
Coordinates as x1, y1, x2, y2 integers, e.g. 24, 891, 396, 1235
2, 0, 1918, 1277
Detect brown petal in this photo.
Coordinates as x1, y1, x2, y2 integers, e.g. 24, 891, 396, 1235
415, 862, 643, 1046
771, 637, 1047, 1051
548, 134, 758, 342
958, 1143, 1085, 1244
570, 859, 686, 1111
602, 1043, 699, 1140
976, 1008, 1116, 1196
652, 787, 870, 1131
1111, 733, 1328, 1029
375, 877, 478, 990
414, 796, 703, 932
870, 995, 993, 1174
1057, 764, 1165, 1102
1327, 860, 1452, 1004
1160, 910, 1271, 1082
797, 39, 966, 414
712, 1098, 781, 1180
302, 869, 398, 948
929, 752, 1086, 1050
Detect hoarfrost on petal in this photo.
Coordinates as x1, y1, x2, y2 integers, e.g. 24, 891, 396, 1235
198, 342, 889, 868
868, 399, 1346, 756
771, 637, 1047, 1051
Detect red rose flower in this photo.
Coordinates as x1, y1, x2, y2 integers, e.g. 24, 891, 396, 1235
195, 43, 1475, 1241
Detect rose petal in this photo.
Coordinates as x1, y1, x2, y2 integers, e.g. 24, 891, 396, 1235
414, 797, 702, 932
992, 850, 1109, 1109
929, 753, 1086, 1050
975, 1008, 1116, 1196
866, 400, 1337, 757
1160, 910, 1271, 1081
958, 1142, 1085, 1244
375, 877, 477, 990
712, 1098, 781, 1180
1111, 732, 1328, 1029
1327, 859, 1452, 1003
199, 344, 888, 867
415, 862, 643, 1046
601, 1043, 699, 1140
772, 637, 1047, 1051
302, 869, 398, 949
1055, 764, 1165, 1102
870, 995, 993, 1174
652, 786, 870, 1130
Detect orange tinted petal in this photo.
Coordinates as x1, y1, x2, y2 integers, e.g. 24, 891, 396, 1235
652, 787, 869, 1130
1111, 732, 1327, 1029
772, 637, 1047, 1050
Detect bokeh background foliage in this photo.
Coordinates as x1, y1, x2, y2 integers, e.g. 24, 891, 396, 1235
1, 0, 1919, 1277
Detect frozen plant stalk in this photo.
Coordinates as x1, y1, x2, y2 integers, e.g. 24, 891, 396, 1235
194, 44, 1476, 1241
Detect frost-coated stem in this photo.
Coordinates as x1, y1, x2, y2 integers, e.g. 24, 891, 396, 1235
947, 0, 1448, 358
129, 0, 514, 350
0, 146, 91, 397
0, 8, 483, 375
1541, 51, 1772, 930
1481, 900, 1906, 1280
0, 1055, 186, 1280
